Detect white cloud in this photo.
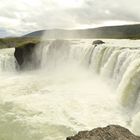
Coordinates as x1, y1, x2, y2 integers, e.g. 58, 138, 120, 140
0, 0, 140, 36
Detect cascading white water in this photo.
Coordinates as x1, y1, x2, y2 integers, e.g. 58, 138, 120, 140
1, 39, 140, 139
0, 48, 16, 72
80, 41, 140, 135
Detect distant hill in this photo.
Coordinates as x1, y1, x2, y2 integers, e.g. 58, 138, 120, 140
24, 30, 45, 38
24, 24, 140, 39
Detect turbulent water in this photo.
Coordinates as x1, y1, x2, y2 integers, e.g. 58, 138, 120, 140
0, 39, 140, 140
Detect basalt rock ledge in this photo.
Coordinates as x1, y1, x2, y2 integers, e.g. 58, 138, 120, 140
14, 42, 41, 70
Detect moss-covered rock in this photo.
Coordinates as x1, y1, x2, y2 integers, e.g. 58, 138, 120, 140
0, 37, 40, 49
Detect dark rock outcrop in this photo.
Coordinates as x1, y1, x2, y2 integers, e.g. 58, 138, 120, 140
92, 40, 105, 45
14, 42, 41, 70
67, 125, 140, 140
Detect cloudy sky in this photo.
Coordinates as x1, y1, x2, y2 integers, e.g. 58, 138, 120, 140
0, 0, 140, 37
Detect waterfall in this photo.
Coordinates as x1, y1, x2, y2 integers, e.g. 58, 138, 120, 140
1, 40, 140, 112
1, 39, 140, 138
38, 40, 140, 134
34, 40, 140, 109
0, 48, 16, 72
82, 45, 140, 110
39, 40, 86, 70
34, 40, 140, 112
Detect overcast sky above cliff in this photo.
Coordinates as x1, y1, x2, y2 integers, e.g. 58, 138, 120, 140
0, 0, 140, 37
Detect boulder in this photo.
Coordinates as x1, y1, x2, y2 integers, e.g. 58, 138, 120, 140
67, 125, 140, 140
92, 40, 105, 45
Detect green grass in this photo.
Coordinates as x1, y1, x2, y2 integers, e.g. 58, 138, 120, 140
0, 37, 41, 49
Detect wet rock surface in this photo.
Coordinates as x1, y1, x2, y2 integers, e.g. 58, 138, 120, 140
67, 125, 140, 140
92, 40, 105, 45
14, 42, 41, 70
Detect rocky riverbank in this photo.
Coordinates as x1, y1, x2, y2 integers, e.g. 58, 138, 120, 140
67, 125, 140, 140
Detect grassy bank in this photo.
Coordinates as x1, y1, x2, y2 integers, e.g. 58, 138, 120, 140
0, 37, 40, 49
